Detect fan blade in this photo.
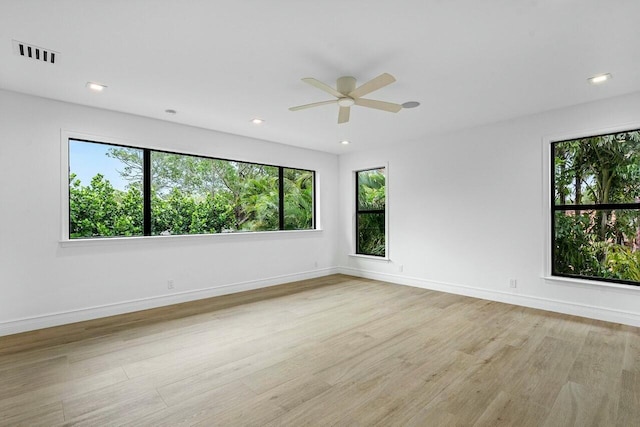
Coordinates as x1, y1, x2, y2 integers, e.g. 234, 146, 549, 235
354, 98, 402, 113
338, 106, 350, 124
289, 100, 337, 111
348, 73, 396, 98
301, 78, 343, 98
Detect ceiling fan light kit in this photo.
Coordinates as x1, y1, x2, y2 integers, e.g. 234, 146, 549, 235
337, 97, 355, 107
289, 73, 402, 124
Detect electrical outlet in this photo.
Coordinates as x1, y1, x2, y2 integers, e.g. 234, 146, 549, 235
509, 278, 517, 288
167, 280, 174, 290
314, 261, 318, 268
399, 264, 404, 273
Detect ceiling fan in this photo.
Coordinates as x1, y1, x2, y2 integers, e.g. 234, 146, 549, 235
289, 73, 402, 124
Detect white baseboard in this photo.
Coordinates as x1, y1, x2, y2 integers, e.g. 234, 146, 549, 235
339, 267, 640, 327
0, 268, 339, 337
5, 266, 638, 337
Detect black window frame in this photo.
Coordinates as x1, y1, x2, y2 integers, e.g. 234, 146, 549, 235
355, 167, 386, 257
551, 128, 640, 287
68, 138, 316, 239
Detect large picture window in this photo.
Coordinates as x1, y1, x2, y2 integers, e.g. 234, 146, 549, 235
68, 139, 315, 239
552, 129, 640, 285
356, 167, 386, 257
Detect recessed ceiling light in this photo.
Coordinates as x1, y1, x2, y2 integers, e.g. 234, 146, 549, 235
165, 109, 177, 115
251, 118, 265, 124
401, 101, 421, 109
86, 82, 107, 92
340, 140, 350, 145
588, 73, 612, 84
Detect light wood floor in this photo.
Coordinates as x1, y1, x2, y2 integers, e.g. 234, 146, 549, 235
1, 274, 639, 426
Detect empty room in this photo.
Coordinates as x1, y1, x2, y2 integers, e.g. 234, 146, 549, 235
1, 1, 640, 425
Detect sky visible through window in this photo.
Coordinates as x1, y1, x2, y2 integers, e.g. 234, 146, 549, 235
69, 140, 129, 190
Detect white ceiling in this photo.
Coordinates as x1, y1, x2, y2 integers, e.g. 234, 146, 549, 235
1, 0, 639, 154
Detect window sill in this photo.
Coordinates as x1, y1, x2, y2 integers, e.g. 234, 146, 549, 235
59, 228, 323, 247
543, 275, 640, 291
348, 253, 391, 262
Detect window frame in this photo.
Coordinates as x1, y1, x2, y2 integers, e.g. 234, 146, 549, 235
354, 166, 388, 258
546, 124, 640, 288
61, 131, 316, 241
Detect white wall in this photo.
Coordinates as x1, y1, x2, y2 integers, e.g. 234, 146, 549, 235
338, 91, 640, 326
0, 90, 339, 335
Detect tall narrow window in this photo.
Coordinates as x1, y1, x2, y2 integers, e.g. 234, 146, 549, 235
68, 139, 144, 238
283, 168, 314, 230
552, 129, 640, 285
229, 161, 280, 232
356, 167, 386, 257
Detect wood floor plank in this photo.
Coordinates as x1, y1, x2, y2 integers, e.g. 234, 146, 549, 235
60, 390, 166, 427
622, 328, 640, 373
370, 350, 479, 426
155, 349, 294, 407
543, 381, 617, 427
568, 328, 626, 392
0, 401, 64, 427
617, 370, 640, 427
254, 375, 332, 412
124, 380, 258, 427
0, 355, 70, 400
193, 397, 285, 427
313, 329, 422, 386
0, 368, 127, 423
61, 377, 163, 421
507, 335, 581, 408
410, 352, 508, 425
332, 348, 475, 426
473, 390, 548, 427
0, 274, 638, 426
263, 370, 393, 426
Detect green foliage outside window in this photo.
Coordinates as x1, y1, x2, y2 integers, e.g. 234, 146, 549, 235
284, 168, 313, 230
69, 173, 143, 238
553, 130, 640, 284
68, 140, 314, 238
356, 168, 386, 257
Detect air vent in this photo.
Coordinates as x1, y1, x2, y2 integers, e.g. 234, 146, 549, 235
12, 40, 59, 64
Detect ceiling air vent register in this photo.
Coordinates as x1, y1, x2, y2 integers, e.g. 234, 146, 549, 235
12, 40, 58, 64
